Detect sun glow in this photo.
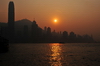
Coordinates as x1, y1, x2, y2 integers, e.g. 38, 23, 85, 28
54, 19, 57, 23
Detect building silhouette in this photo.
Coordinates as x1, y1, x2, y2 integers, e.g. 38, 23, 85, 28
23, 25, 29, 38
31, 20, 38, 37
8, 1, 15, 39
62, 31, 68, 42
0, 1, 95, 43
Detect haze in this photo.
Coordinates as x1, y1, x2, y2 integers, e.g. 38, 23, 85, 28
0, 0, 100, 41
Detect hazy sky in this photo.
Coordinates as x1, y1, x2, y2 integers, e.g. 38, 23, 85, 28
0, 0, 100, 41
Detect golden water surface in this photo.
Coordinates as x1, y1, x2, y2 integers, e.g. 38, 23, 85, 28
49, 43, 62, 66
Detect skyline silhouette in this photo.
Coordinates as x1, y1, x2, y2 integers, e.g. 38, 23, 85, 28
0, 1, 97, 42
0, 18, 95, 43
0, 1, 100, 66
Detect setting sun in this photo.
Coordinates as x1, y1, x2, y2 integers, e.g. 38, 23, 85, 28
54, 19, 57, 23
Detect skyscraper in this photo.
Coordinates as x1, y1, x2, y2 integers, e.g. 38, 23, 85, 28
8, 1, 15, 38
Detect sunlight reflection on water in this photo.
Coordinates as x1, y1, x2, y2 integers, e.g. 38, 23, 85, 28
0, 43, 100, 66
49, 43, 62, 66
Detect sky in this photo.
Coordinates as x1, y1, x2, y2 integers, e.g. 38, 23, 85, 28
0, 0, 100, 41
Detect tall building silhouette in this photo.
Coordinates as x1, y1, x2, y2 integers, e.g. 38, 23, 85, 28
8, 1, 15, 38
31, 20, 38, 38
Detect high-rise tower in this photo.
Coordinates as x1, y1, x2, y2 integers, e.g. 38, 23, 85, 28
8, 1, 15, 38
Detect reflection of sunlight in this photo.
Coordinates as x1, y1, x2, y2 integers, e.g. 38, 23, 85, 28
49, 43, 62, 66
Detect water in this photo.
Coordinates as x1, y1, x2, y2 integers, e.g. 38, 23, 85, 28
0, 43, 100, 66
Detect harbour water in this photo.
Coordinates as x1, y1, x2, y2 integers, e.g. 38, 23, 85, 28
0, 43, 100, 66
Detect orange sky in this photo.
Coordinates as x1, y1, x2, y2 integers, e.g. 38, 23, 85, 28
0, 0, 100, 41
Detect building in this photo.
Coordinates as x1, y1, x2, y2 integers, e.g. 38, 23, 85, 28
8, 1, 15, 38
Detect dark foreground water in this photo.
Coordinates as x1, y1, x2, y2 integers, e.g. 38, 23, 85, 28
0, 43, 100, 66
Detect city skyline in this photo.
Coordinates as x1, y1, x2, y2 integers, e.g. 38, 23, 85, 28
0, 1, 100, 66
0, 0, 100, 41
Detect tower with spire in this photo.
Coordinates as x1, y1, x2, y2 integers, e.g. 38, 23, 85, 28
8, 1, 15, 38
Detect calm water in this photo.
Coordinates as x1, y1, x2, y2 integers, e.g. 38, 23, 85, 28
0, 43, 100, 66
